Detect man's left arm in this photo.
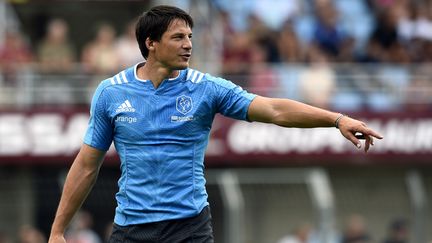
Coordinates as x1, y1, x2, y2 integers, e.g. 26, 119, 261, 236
247, 96, 383, 152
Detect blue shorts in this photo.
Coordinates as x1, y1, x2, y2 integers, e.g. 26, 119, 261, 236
108, 206, 214, 243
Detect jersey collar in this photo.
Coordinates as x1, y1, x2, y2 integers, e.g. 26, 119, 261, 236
133, 62, 183, 83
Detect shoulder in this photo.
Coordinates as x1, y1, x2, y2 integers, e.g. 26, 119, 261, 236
185, 68, 234, 89
97, 69, 132, 92
92, 68, 133, 102
185, 68, 206, 83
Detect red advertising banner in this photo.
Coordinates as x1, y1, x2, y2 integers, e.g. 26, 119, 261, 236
0, 109, 431, 166
206, 113, 432, 165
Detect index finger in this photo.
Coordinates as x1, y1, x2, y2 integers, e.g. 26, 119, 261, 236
360, 127, 383, 140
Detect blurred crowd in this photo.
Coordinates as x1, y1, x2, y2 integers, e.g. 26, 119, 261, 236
214, 0, 432, 111
216, 0, 432, 64
0, 15, 143, 105
1, 0, 432, 110
277, 214, 411, 243
0, 210, 111, 243
0, 18, 141, 83
0, 212, 411, 243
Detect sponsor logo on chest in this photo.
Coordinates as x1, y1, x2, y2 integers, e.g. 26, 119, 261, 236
115, 100, 137, 123
116, 100, 136, 113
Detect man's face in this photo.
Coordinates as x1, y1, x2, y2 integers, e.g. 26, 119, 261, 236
151, 19, 192, 70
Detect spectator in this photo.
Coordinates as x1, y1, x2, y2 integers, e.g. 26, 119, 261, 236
341, 214, 372, 243
17, 225, 46, 243
0, 231, 12, 243
247, 13, 280, 63
359, 37, 382, 63
312, 0, 352, 61
115, 20, 143, 69
65, 210, 102, 243
36, 18, 76, 73
81, 23, 119, 75
382, 218, 409, 243
277, 223, 313, 243
298, 45, 336, 109
221, 31, 252, 86
398, 2, 432, 62
396, 1, 419, 44
411, 4, 432, 42
248, 40, 279, 96
333, 0, 375, 54
277, 20, 305, 63
0, 29, 33, 89
219, 10, 236, 47
367, 7, 410, 63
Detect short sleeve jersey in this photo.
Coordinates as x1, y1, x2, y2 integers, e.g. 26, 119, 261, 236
84, 63, 256, 225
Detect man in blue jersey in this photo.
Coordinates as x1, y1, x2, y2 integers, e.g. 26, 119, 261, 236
48, 5, 383, 243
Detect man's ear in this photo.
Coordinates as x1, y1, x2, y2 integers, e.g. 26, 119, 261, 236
146, 37, 155, 51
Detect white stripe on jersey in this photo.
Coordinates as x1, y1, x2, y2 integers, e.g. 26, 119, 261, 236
187, 69, 194, 80
121, 71, 128, 83
115, 74, 122, 84
195, 73, 204, 83
190, 71, 199, 83
110, 78, 116, 85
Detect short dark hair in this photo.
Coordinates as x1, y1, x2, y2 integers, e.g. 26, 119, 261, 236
136, 5, 194, 59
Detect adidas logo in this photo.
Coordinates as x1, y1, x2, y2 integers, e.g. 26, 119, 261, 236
116, 100, 136, 113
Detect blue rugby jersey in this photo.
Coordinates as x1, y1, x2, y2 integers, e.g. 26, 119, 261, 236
84, 63, 256, 225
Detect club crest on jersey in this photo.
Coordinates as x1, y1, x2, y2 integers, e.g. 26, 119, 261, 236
176, 95, 193, 115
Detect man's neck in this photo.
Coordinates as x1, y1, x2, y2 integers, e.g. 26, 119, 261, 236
137, 61, 179, 89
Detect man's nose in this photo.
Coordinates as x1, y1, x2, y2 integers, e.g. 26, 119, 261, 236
182, 38, 192, 49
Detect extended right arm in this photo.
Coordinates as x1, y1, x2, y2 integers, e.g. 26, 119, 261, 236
48, 144, 106, 243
